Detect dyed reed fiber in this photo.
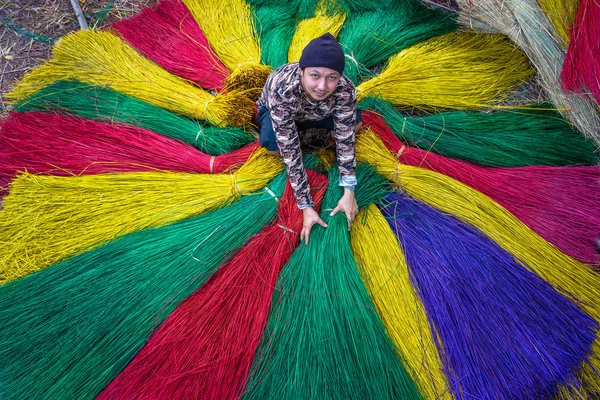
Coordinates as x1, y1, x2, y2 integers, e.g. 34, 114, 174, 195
357, 135, 600, 393
248, 0, 316, 18
254, 5, 298, 68
561, 0, 600, 105
0, 111, 257, 181
456, 0, 600, 146
359, 97, 598, 167
356, 32, 532, 110
365, 122, 600, 265
154, 0, 204, 34
0, 149, 282, 283
382, 192, 597, 399
0, 171, 288, 400
350, 204, 450, 400
248, 0, 393, 17
338, 0, 393, 12
287, 0, 346, 63
537, 0, 580, 47
339, 1, 456, 83
242, 165, 423, 399
181, 0, 272, 95
111, 3, 229, 91
100, 170, 328, 400
8, 30, 254, 127
15, 81, 255, 155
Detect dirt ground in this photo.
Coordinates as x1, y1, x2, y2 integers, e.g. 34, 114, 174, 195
0, 0, 156, 115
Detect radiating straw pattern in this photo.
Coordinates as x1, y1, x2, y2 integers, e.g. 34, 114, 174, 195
243, 165, 423, 399
0, 171, 288, 400
99, 170, 328, 400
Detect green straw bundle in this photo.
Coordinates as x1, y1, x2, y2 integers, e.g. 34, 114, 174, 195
15, 81, 255, 155
360, 97, 598, 167
254, 5, 299, 68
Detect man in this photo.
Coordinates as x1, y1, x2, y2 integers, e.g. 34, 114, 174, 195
256, 32, 361, 244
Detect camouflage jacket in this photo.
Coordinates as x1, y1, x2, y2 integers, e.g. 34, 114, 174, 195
256, 62, 357, 209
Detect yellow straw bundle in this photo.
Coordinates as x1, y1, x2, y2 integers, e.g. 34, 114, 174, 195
536, 0, 580, 47
287, 0, 346, 62
356, 32, 533, 110
182, 0, 272, 95
8, 30, 254, 127
0, 149, 283, 284
356, 129, 600, 394
351, 205, 451, 400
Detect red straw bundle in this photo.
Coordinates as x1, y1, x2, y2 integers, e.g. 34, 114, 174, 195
98, 170, 328, 400
561, 0, 600, 104
0, 111, 257, 180
112, 0, 229, 92
363, 111, 600, 265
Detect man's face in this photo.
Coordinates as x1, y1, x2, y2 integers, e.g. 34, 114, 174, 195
301, 67, 341, 101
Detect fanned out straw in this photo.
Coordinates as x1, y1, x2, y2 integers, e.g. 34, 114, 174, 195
356, 32, 533, 110
243, 164, 423, 399
0, 149, 283, 283
455, 0, 600, 145
359, 97, 598, 167
0, 111, 257, 181
0, 171, 288, 400
365, 123, 600, 265
382, 192, 596, 399
350, 204, 451, 400
15, 81, 255, 155
287, 0, 346, 62
99, 170, 328, 400
181, 0, 272, 96
536, 0, 580, 47
111, 2, 229, 91
7, 30, 255, 127
355, 131, 600, 396
561, 0, 600, 106
253, 5, 299, 68
339, 0, 456, 83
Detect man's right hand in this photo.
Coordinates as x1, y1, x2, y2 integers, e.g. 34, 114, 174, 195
300, 207, 327, 244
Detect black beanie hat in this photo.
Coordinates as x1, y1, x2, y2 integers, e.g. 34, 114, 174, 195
299, 33, 345, 75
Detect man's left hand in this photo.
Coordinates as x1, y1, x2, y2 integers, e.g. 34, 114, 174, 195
330, 189, 358, 231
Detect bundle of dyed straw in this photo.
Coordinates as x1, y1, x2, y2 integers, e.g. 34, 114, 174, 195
2, 0, 600, 398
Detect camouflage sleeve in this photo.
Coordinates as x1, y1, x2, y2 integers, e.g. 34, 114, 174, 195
332, 82, 357, 186
271, 104, 314, 209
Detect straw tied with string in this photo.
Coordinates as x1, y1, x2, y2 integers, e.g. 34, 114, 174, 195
0, 149, 284, 284
0, 111, 258, 188
15, 81, 256, 155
